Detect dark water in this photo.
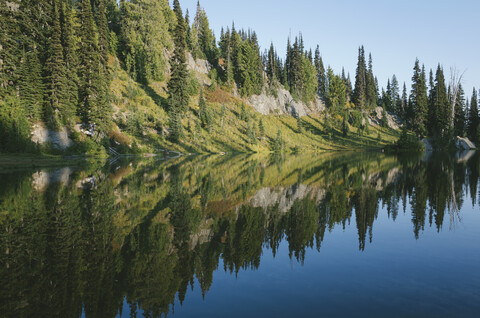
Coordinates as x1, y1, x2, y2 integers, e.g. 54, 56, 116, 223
1, 152, 480, 318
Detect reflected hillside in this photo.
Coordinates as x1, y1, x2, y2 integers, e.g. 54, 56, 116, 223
0, 151, 478, 317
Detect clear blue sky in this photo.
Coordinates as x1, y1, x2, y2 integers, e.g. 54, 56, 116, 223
177, 0, 479, 98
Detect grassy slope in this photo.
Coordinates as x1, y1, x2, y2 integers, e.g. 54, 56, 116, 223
108, 57, 400, 154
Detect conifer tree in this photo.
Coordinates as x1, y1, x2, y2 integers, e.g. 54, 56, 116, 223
18, 49, 44, 122
391, 74, 399, 112
198, 88, 212, 131
167, 0, 189, 141
61, 1, 79, 122
194, 1, 216, 63
453, 84, 466, 137
259, 118, 265, 137
314, 46, 326, 98
246, 119, 257, 144
365, 53, 377, 108
0, 0, 19, 97
427, 65, 450, 137
342, 111, 349, 136
185, 9, 193, 52
78, 0, 111, 134
410, 59, 428, 137
45, 0, 69, 128
97, 0, 109, 69
297, 115, 303, 133
353, 46, 367, 109
400, 83, 408, 120
467, 88, 479, 142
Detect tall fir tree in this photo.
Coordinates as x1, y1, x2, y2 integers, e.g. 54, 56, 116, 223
390, 74, 399, 112
400, 82, 408, 121
78, 0, 111, 134
167, 0, 189, 141
0, 0, 20, 96
467, 88, 479, 143
453, 84, 466, 137
18, 49, 44, 122
314, 45, 326, 98
44, 0, 69, 128
61, 1, 79, 119
353, 46, 367, 109
365, 53, 377, 108
410, 59, 428, 137
427, 65, 450, 138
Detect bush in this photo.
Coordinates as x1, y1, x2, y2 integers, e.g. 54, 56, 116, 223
0, 95, 36, 153
389, 129, 424, 152
187, 71, 199, 96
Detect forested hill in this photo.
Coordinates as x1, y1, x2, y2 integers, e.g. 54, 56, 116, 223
0, 0, 477, 155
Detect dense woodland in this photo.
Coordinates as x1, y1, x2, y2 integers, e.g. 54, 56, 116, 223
0, 0, 478, 153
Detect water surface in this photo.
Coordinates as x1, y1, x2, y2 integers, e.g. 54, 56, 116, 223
1, 152, 479, 317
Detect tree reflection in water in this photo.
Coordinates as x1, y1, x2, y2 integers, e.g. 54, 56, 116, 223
1, 151, 478, 317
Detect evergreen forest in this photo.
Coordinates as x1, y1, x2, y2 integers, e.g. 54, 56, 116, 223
0, 0, 478, 154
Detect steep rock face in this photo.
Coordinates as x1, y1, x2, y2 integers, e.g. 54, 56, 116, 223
186, 53, 212, 86
248, 87, 325, 117
368, 107, 403, 129
31, 124, 73, 149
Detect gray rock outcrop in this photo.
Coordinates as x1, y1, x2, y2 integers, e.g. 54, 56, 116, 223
31, 124, 73, 149
248, 86, 325, 117
368, 107, 403, 129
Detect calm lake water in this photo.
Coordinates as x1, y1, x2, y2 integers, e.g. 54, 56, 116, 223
1, 152, 480, 318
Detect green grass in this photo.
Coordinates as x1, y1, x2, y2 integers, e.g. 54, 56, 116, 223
107, 57, 400, 155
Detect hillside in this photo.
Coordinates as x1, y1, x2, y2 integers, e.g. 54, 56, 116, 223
0, 0, 404, 156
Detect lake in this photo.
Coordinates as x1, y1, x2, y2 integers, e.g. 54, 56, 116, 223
1, 151, 480, 318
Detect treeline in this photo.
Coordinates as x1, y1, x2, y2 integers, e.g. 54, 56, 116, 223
1, 0, 479, 152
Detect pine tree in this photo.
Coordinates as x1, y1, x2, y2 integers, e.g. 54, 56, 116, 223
44, 0, 69, 128
61, 1, 78, 124
365, 53, 377, 108
467, 88, 479, 143
314, 45, 326, 98
410, 59, 428, 137
453, 84, 466, 137
342, 111, 349, 136
325, 67, 346, 109
427, 65, 450, 138
273, 128, 284, 152
400, 83, 408, 121
266, 42, 277, 81
18, 49, 44, 122
353, 46, 367, 109
0, 0, 19, 97
194, 1, 216, 63
97, 0, 109, 69
240, 102, 247, 121
297, 115, 303, 133
246, 119, 257, 144
120, 0, 171, 83
167, 0, 189, 141
185, 9, 193, 52
391, 74, 399, 112
78, 0, 111, 134
259, 118, 265, 137
198, 88, 212, 131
